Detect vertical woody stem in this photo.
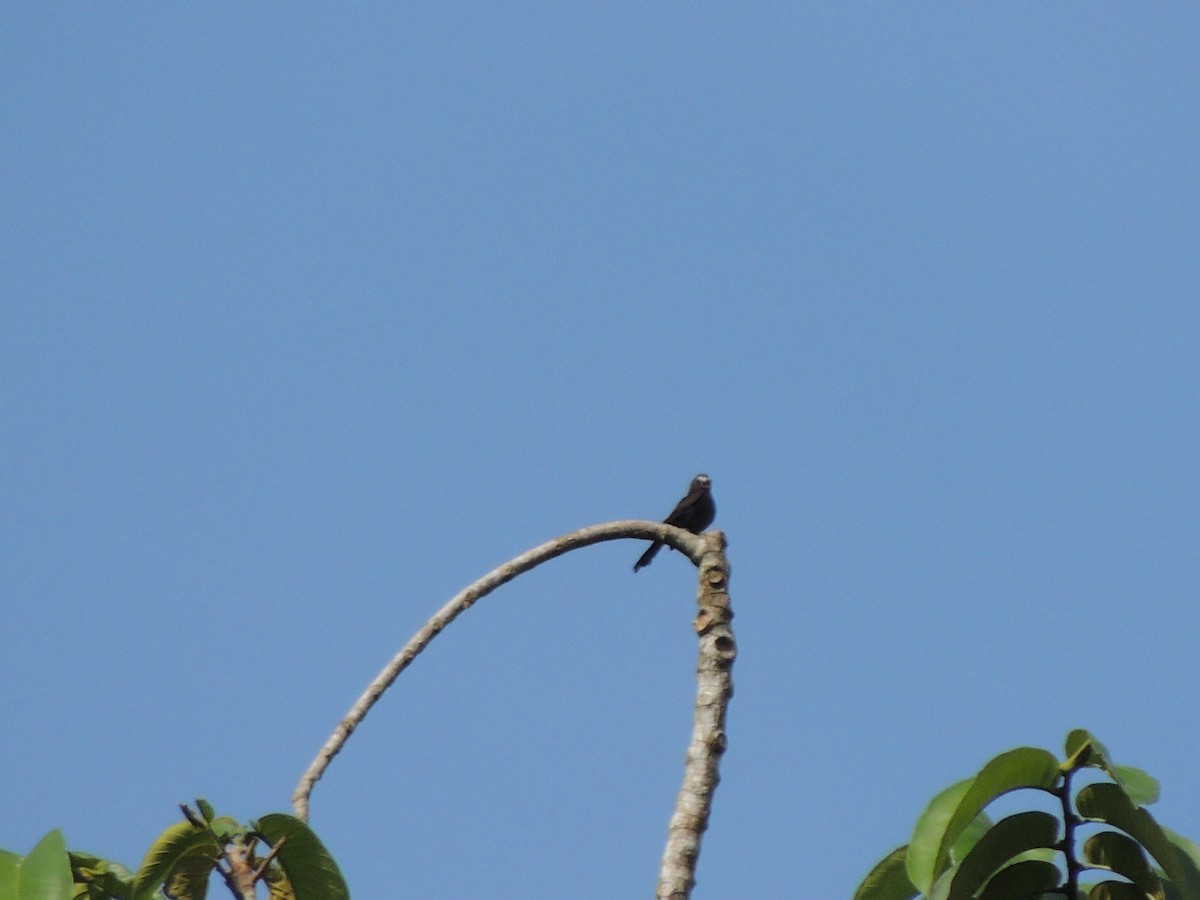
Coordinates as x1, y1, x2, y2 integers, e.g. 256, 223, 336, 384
656, 531, 736, 899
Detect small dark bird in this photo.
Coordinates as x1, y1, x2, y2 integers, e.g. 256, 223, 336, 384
633, 474, 716, 572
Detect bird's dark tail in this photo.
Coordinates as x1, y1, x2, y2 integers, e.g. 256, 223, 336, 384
633, 541, 663, 572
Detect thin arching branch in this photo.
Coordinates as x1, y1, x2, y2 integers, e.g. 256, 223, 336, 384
656, 530, 736, 899
292, 519, 706, 821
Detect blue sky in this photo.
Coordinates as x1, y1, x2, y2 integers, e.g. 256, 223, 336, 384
3, 5, 1198, 898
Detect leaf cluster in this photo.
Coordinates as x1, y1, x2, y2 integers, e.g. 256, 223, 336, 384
856, 730, 1200, 900
0, 801, 347, 900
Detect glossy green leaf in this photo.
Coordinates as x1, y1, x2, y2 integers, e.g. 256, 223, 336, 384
254, 814, 349, 900
208, 818, 242, 843
1083, 830, 1163, 898
1014, 847, 1061, 865
20, 830, 73, 900
976, 859, 1063, 899
907, 748, 1060, 893
1065, 729, 1102, 769
161, 847, 216, 900
69, 851, 134, 900
854, 845, 917, 900
0, 850, 20, 896
264, 862, 299, 900
1163, 826, 1200, 874
945, 811, 1061, 900
907, 778, 972, 892
928, 849, 1060, 899
1076, 783, 1200, 899
927, 843, 1059, 900
131, 822, 220, 900
1111, 766, 1161, 807
1088, 882, 1154, 900
195, 799, 215, 824
928, 865, 955, 900
950, 812, 995, 865
1158, 827, 1200, 900
67, 850, 107, 872
1063, 732, 1159, 806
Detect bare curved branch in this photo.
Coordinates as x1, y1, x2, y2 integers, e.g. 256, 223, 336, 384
292, 519, 707, 821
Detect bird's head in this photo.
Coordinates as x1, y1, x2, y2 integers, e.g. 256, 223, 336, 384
694, 474, 711, 488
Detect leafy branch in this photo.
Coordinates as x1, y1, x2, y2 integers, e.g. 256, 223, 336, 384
855, 729, 1200, 900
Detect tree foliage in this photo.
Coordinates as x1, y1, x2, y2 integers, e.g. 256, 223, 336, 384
0, 801, 346, 900
856, 730, 1200, 900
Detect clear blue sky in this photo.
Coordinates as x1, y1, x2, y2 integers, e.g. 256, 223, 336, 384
3, 6, 1198, 898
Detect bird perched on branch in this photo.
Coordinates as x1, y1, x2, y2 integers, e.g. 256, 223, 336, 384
633, 474, 716, 572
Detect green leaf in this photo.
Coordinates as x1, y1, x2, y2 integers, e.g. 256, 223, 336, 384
207, 818, 242, 843
1158, 827, 1200, 900
20, 830, 73, 900
0, 850, 20, 897
975, 859, 1063, 899
131, 822, 220, 900
1063, 732, 1159, 805
69, 852, 134, 900
950, 812, 995, 865
1065, 729, 1101, 769
160, 848, 216, 900
1083, 830, 1163, 898
1163, 827, 1200, 872
195, 800, 215, 824
1089, 882, 1155, 899
264, 862, 298, 900
928, 865, 955, 900
254, 814, 349, 900
907, 748, 1060, 894
1076, 782, 1200, 900
945, 811, 1061, 900
1111, 766, 1161, 806
854, 845, 918, 900
907, 778, 972, 893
